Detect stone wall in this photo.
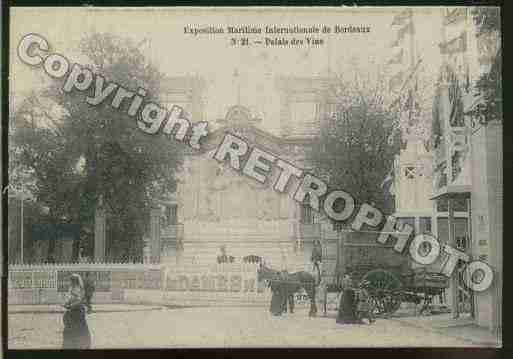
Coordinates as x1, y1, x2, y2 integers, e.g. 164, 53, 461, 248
7, 263, 310, 308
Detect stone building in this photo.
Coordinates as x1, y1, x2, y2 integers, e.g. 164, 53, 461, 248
430, 8, 502, 334
143, 75, 345, 283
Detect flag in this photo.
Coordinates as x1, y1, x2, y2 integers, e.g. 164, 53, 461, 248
405, 80, 421, 124
381, 166, 395, 196
389, 71, 404, 91
397, 22, 415, 42
448, 72, 465, 126
391, 9, 413, 26
404, 88, 414, 111
387, 49, 404, 65
439, 32, 467, 55
443, 8, 467, 26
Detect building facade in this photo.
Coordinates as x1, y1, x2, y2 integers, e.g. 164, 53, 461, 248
430, 8, 502, 333
144, 76, 343, 284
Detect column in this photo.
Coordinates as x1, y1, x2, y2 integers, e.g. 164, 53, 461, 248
468, 197, 475, 319
448, 197, 459, 318
94, 207, 106, 262
150, 208, 161, 264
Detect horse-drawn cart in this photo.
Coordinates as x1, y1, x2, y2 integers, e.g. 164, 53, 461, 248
324, 230, 449, 317
361, 268, 449, 316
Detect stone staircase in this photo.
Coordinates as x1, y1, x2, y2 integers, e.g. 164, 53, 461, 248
173, 221, 309, 272
179, 239, 305, 271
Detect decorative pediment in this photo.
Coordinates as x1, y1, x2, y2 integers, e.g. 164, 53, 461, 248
196, 111, 298, 159
225, 105, 252, 124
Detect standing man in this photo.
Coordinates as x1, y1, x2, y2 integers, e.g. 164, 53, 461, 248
317, 270, 328, 316
280, 270, 293, 314
217, 245, 228, 264
269, 276, 283, 316
83, 272, 95, 314
311, 239, 323, 280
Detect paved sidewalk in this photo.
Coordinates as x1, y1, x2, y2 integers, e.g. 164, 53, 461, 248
390, 313, 501, 347
8, 303, 167, 314
9, 306, 478, 348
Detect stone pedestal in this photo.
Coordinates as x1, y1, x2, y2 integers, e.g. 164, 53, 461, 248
94, 208, 106, 262
150, 208, 161, 264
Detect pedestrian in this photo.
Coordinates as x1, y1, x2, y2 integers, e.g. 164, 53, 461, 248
355, 280, 375, 324
311, 239, 323, 275
217, 245, 229, 264
83, 272, 95, 313
279, 270, 293, 314
336, 274, 357, 324
269, 276, 283, 316
62, 273, 91, 349
317, 271, 328, 316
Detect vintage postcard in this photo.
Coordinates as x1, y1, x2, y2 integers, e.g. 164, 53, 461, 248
6, 6, 502, 349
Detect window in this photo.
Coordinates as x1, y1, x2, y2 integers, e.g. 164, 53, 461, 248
166, 205, 178, 225
396, 217, 415, 229
456, 235, 468, 250
436, 198, 449, 212
290, 102, 318, 136
300, 204, 313, 224
436, 197, 468, 212
453, 198, 468, 212
419, 217, 432, 234
332, 221, 344, 232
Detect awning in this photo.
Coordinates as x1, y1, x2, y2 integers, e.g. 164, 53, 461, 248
430, 185, 471, 201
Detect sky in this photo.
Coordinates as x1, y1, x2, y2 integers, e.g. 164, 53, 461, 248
10, 7, 447, 135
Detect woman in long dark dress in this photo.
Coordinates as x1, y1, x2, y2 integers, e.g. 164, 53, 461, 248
62, 273, 92, 349
336, 274, 357, 324
269, 277, 284, 316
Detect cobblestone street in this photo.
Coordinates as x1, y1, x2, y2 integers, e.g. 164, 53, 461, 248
9, 306, 480, 349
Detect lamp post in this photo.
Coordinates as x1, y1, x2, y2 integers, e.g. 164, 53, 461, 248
17, 174, 30, 264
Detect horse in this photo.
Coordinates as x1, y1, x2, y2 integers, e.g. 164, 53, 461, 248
257, 263, 320, 317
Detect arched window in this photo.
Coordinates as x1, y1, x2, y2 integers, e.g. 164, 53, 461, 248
300, 204, 313, 224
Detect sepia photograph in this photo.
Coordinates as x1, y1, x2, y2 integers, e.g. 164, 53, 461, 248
5, 5, 502, 349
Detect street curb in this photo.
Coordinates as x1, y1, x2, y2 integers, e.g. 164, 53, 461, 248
8, 305, 169, 315
389, 317, 501, 347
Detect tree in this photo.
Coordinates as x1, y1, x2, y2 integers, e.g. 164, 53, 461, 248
11, 33, 183, 262
309, 76, 400, 216
470, 7, 502, 124
307, 75, 401, 284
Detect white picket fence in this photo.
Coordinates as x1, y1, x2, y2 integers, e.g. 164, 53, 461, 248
8, 262, 314, 308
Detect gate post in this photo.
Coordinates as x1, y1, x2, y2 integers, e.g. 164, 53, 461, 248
94, 206, 106, 262
150, 207, 161, 264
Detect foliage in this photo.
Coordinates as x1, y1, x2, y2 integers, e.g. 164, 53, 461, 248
308, 75, 400, 220
7, 197, 50, 264
470, 7, 502, 124
472, 7, 501, 35
10, 33, 183, 262
471, 47, 502, 124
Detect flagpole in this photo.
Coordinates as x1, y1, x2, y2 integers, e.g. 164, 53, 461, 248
20, 187, 24, 264
409, 9, 416, 69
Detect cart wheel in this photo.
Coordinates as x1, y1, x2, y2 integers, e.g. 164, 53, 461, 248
363, 269, 402, 315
